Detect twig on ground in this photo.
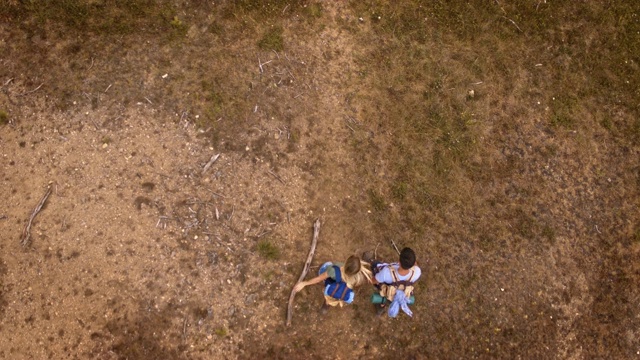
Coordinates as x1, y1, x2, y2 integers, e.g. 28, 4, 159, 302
156, 216, 170, 229
3, 78, 13, 87
228, 206, 235, 221
206, 190, 226, 198
267, 170, 286, 185
21, 186, 52, 247
88, 57, 94, 71
182, 316, 188, 341
390, 239, 401, 255
374, 242, 380, 259
202, 153, 221, 175
502, 16, 523, 32
16, 83, 44, 97
215, 207, 220, 220
144, 97, 153, 105
258, 58, 273, 73
286, 219, 320, 326
345, 122, 355, 133
89, 117, 100, 130
104, 84, 112, 93
256, 229, 271, 238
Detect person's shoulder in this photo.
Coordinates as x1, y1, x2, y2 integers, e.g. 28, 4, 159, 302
411, 265, 422, 280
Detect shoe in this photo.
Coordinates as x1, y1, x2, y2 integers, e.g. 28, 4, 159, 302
362, 250, 375, 263
320, 302, 329, 315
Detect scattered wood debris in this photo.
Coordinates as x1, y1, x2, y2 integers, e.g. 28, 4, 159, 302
202, 153, 220, 175
21, 185, 52, 247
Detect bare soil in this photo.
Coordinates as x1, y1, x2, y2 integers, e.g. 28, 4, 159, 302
1, 1, 639, 359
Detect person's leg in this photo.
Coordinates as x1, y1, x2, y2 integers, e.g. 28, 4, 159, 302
320, 299, 329, 314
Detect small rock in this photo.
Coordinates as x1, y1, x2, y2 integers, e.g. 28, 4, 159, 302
245, 294, 257, 305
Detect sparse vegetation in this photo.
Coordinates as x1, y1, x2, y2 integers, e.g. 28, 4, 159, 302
257, 240, 280, 260
214, 327, 228, 337
258, 26, 284, 51
0, 110, 8, 125
1, 1, 638, 359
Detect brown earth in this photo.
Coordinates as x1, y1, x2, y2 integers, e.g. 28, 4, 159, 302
0, 1, 639, 359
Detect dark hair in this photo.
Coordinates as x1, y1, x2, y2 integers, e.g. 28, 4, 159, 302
344, 255, 361, 276
399, 248, 416, 269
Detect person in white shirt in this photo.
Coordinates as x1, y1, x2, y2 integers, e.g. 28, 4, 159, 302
369, 247, 421, 316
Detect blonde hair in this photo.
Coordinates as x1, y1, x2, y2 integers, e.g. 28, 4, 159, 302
342, 255, 372, 288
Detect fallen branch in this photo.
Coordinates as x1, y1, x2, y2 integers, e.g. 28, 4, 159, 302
21, 186, 52, 247
182, 316, 188, 341
286, 219, 320, 326
202, 153, 220, 175
258, 57, 273, 74
267, 169, 286, 185
16, 83, 44, 97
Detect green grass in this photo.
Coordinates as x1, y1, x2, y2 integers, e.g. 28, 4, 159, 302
304, 3, 323, 20
258, 26, 284, 51
169, 16, 188, 37
257, 240, 280, 260
214, 327, 228, 337
0, 110, 8, 125
368, 189, 386, 211
541, 225, 556, 245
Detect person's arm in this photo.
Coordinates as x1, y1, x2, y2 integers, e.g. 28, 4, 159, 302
293, 272, 329, 292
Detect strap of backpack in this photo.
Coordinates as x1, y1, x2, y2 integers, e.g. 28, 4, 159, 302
330, 282, 341, 297
389, 266, 400, 284
329, 282, 350, 300
390, 266, 415, 287
332, 265, 342, 283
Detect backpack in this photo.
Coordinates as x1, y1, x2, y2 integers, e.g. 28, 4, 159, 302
323, 265, 354, 303
376, 263, 416, 302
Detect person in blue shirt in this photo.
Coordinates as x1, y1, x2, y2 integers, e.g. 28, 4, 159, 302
293, 255, 372, 313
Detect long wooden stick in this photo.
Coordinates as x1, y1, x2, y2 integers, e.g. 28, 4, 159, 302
390, 238, 401, 255
21, 186, 52, 247
286, 218, 320, 326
